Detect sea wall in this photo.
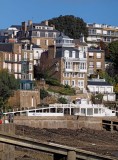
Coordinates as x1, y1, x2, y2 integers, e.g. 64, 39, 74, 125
14, 116, 103, 130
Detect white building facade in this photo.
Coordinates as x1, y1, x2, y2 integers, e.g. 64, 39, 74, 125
87, 23, 118, 47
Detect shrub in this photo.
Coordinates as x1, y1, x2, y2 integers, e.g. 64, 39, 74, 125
45, 78, 61, 86
58, 97, 68, 104
40, 89, 49, 100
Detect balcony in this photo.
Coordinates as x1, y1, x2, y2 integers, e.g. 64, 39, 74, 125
63, 57, 87, 62
56, 43, 75, 47
64, 68, 87, 73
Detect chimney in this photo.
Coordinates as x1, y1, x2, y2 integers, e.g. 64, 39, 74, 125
22, 22, 27, 31
28, 20, 32, 27
44, 20, 48, 26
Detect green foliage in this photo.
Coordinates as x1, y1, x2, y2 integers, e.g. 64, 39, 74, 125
114, 84, 118, 93
59, 87, 75, 95
45, 78, 61, 86
47, 15, 88, 39
58, 97, 68, 104
91, 93, 103, 104
109, 40, 118, 66
40, 89, 49, 100
48, 85, 75, 96
34, 65, 48, 80
0, 69, 19, 102
99, 41, 110, 60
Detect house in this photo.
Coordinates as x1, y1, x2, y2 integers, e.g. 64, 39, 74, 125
87, 23, 118, 47
87, 48, 105, 76
17, 20, 60, 50
0, 25, 21, 43
40, 33, 88, 91
0, 43, 22, 79
87, 78, 116, 102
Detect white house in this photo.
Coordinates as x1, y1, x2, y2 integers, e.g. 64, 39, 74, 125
87, 78, 116, 101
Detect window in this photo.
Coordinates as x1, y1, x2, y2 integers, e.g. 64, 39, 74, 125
29, 74, 32, 80
72, 73, 75, 78
30, 53, 33, 60
53, 33, 56, 38
64, 73, 70, 77
36, 39, 40, 45
64, 50, 69, 58
96, 53, 101, 58
64, 80, 70, 85
78, 73, 84, 78
9, 54, 11, 61
45, 40, 48, 45
72, 80, 75, 87
96, 62, 101, 68
78, 80, 84, 87
19, 55, 21, 61
72, 51, 76, 58
45, 32, 48, 37
79, 63, 86, 69
29, 63, 33, 70
65, 62, 72, 69
89, 52, 93, 58
24, 52, 27, 60
37, 31, 40, 37
15, 54, 17, 62
89, 62, 94, 68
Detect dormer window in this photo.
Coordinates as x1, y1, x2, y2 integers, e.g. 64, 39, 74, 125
72, 51, 76, 58
64, 50, 69, 58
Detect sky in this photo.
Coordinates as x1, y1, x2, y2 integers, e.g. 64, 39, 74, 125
0, 0, 118, 29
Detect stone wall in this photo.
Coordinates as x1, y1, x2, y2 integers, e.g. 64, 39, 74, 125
8, 90, 40, 110
14, 116, 103, 130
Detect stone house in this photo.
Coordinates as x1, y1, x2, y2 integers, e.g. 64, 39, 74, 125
87, 48, 105, 76
40, 33, 88, 91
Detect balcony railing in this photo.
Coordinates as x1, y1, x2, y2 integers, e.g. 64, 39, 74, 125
64, 57, 87, 62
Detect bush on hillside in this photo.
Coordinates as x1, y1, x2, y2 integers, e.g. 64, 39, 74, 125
58, 97, 68, 104
40, 89, 49, 100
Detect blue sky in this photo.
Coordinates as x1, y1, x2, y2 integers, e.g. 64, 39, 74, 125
0, 0, 118, 28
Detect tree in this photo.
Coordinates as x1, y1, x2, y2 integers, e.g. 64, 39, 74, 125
46, 15, 88, 39
99, 41, 110, 60
0, 69, 19, 108
108, 40, 118, 66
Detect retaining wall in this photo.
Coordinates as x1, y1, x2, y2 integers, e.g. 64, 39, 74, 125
14, 116, 104, 130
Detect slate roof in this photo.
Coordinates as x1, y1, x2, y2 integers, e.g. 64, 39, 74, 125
74, 39, 88, 46
0, 43, 13, 52
10, 25, 21, 30
29, 29, 59, 32
88, 81, 112, 86
88, 48, 104, 52
32, 44, 40, 48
